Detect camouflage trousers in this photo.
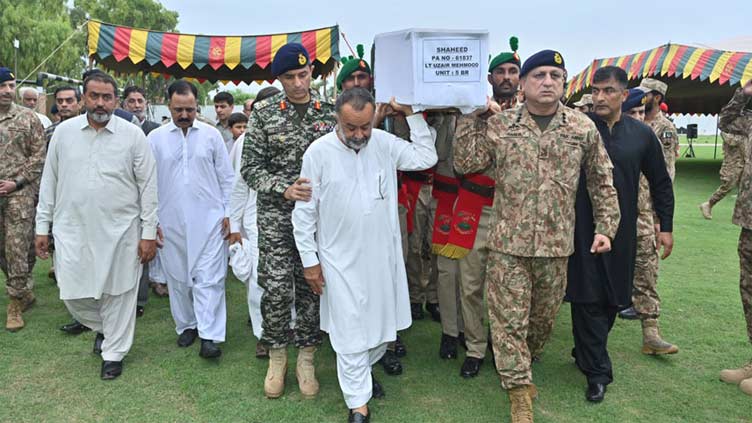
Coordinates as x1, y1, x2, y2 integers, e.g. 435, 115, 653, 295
406, 184, 438, 305
257, 207, 321, 349
486, 251, 568, 389
0, 193, 36, 300
709, 143, 745, 206
633, 234, 661, 319
739, 229, 752, 344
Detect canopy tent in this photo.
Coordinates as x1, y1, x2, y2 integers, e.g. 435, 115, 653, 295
565, 43, 752, 115
86, 20, 340, 84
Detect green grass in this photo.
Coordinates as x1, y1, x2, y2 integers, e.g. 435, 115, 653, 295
1, 151, 750, 422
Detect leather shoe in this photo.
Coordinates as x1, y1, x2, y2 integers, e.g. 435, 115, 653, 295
586, 383, 607, 402
60, 320, 91, 335
439, 333, 458, 359
618, 306, 639, 320
379, 350, 403, 375
410, 303, 424, 320
177, 328, 198, 347
348, 410, 370, 423
101, 360, 123, 380
394, 335, 407, 357
426, 302, 441, 322
199, 339, 222, 359
460, 356, 483, 378
136, 305, 144, 318
255, 342, 269, 359
372, 373, 385, 399
93, 332, 105, 355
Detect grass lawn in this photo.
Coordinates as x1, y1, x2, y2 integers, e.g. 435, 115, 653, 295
1, 145, 750, 422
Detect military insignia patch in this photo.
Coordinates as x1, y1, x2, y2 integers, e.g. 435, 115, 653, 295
554, 52, 563, 65
298, 54, 307, 65
663, 131, 673, 138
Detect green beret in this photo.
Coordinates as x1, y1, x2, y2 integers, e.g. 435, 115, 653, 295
488, 36, 521, 73
336, 44, 371, 90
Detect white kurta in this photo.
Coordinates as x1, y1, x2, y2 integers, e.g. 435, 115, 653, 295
148, 121, 235, 287
229, 135, 264, 339
36, 114, 158, 300
148, 121, 234, 341
292, 113, 437, 355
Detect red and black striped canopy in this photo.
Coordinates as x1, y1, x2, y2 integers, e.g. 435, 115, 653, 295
87, 20, 340, 84
566, 43, 752, 115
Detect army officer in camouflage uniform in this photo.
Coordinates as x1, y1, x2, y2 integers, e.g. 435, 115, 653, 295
454, 51, 620, 423
241, 43, 336, 400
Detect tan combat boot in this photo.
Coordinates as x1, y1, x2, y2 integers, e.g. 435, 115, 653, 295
296, 346, 319, 398
641, 319, 679, 355
507, 385, 534, 423
264, 347, 288, 399
720, 360, 752, 384
6, 298, 24, 332
740, 378, 752, 396
699, 202, 712, 220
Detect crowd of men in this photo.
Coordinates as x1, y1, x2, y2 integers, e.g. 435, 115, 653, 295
1, 33, 751, 422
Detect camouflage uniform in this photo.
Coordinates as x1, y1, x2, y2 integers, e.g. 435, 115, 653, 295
719, 87, 752, 343
241, 90, 335, 348
708, 132, 747, 207
0, 103, 46, 300
632, 120, 678, 319
454, 104, 620, 389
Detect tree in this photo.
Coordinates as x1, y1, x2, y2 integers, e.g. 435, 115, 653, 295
0, 0, 86, 81
71, 0, 178, 31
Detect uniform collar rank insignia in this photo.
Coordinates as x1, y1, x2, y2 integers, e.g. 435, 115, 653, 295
280, 100, 287, 110
314, 100, 321, 111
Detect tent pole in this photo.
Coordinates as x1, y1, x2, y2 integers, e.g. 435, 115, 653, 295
714, 115, 719, 160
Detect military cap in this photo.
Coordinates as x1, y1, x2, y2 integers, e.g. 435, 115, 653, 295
621, 87, 649, 112
336, 44, 371, 90
0, 67, 15, 84
639, 78, 668, 96
520, 49, 565, 77
488, 36, 521, 72
573, 94, 593, 107
271, 43, 311, 77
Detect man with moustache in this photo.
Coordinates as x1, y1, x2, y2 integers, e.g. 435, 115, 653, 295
567, 67, 674, 403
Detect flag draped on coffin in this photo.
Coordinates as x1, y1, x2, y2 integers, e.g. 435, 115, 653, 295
87, 20, 340, 83
566, 43, 752, 115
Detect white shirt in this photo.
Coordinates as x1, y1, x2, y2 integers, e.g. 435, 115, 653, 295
36, 114, 158, 300
292, 113, 437, 354
229, 135, 258, 251
148, 120, 235, 285
35, 112, 52, 129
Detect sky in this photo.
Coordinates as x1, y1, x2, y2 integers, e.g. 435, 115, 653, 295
158, 0, 752, 133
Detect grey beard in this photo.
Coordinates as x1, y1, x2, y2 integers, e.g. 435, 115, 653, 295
88, 110, 112, 124
344, 137, 369, 151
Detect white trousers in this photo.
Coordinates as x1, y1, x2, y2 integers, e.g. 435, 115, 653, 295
168, 245, 228, 342
64, 284, 138, 362
247, 253, 264, 339
336, 343, 388, 409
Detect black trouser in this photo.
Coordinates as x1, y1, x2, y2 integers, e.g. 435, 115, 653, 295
571, 302, 619, 385
137, 264, 150, 307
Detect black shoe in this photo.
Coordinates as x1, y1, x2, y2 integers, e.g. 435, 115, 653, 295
410, 303, 424, 320
460, 357, 483, 378
618, 306, 639, 320
101, 360, 123, 380
586, 383, 607, 402
60, 320, 91, 335
379, 350, 403, 375
426, 302, 441, 322
93, 332, 105, 355
247, 316, 253, 327
348, 410, 370, 423
177, 328, 198, 347
439, 333, 458, 359
394, 335, 407, 357
136, 306, 144, 318
199, 339, 222, 358
371, 373, 385, 399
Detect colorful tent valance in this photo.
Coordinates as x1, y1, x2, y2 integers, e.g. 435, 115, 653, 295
86, 20, 340, 83
566, 43, 752, 115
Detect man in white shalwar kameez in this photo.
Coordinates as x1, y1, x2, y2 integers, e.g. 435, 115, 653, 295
293, 88, 437, 422
35, 73, 158, 380
148, 80, 235, 359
